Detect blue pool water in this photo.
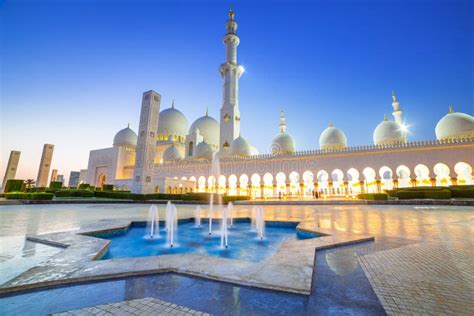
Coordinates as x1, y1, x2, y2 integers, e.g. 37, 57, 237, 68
99, 221, 316, 262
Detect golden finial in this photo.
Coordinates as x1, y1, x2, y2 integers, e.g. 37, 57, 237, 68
229, 7, 235, 20
205, 107, 208, 116
127, 123, 130, 128
449, 105, 453, 113
171, 99, 175, 108
383, 114, 388, 121
328, 121, 334, 127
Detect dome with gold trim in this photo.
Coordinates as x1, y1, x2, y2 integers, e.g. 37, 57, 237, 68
435, 106, 474, 141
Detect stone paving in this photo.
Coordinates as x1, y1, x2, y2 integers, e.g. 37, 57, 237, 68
359, 242, 474, 315
53, 297, 210, 315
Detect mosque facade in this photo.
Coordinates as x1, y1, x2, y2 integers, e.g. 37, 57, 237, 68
84, 10, 474, 198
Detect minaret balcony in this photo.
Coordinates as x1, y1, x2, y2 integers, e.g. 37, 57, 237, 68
219, 63, 244, 78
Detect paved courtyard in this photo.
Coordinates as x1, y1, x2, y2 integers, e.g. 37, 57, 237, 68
0, 203, 473, 315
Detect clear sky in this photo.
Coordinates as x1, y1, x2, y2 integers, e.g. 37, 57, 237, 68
1, 0, 473, 185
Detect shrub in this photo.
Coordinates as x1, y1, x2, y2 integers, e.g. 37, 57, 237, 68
385, 190, 398, 198
357, 193, 388, 200
94, 191, 133, 199
78, 183, 90, 190
397, 190, 451, 200
5, 192, 54, 200
102, 184, 114, 192
49, 181, 63, 190
4, 179, 25, 193
223, 195, 250, 203
450, 189, 474, 198
55, 190, 95, 198
146, 193, 183, 200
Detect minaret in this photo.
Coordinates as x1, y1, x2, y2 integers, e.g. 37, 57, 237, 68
391, 91, 403, 126
279, 111, 287, 133
219, 8, 244, 157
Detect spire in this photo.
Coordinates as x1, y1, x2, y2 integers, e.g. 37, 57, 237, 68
229, 7, 235, 20
392, 90, 397, 103
384, 114, 388, 121
205, 107, 208, 116
171, 99, 175, 109
328, 121, 334, 127
279, 110, 287, 133
127, 123, 130, 128
449, 105, 454, 113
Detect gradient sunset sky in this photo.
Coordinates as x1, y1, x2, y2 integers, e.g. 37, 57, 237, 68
1, 0, 473, 184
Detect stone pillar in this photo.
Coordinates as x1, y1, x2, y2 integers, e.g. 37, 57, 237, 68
451, 177, 457, 186
273, 184, 277, 198
299, 183, 304, 198
393, 179, 399, 189
328, 181, 334, 196
430, 178, 436, 187
132, 91, 161, 194
2, 150, 21, 192
36, 144, 54, 188
376, 180, 382, 193
410, 179, 417, 187
359, 181, 366, 194
343, 181, 349, 196
260, 184, 264, 199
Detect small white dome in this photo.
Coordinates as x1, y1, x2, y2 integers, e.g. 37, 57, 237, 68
319, 123, 347, 150
189, 112, 219, 147
163, 145, 183, 162
194, 142, 214, 160
271, 133, 296, 155
249, 145, 259, 156
373, 116, 404, 145
158, 104, 189, 141
230, 136, 251, 157
435, 107, 474, 140
113, 125, 137, 147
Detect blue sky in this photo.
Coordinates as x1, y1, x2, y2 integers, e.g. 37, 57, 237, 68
1, 0, 473, 183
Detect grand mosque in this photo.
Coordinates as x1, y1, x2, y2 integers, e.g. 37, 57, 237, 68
83, 9, 474, 198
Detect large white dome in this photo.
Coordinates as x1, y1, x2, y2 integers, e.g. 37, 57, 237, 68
435, 107, 474, 141
163, 144, 183, 162
194, 141, 214, 160
189, 113, 219, 148
271, 133, 295, 155
319, 123, 347, 150
230, 135, 251, 157
373, 116, 404, 145
113, 125, 137, 147
157, 104, 188, 142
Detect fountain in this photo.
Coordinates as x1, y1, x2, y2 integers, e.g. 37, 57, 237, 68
195, 205, 201, 227
255, 206, 265, 240
228, 202, 234, 226
165, 201, 178, 247
146, 204, 159, 238
208, 153, 222, 235
220, 206, 229, 248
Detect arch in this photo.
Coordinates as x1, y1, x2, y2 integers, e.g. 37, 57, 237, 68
317, 170, 329, 196
396, 165, 411, 188
363, 167, 377, 193
239, 174, 249, 196
331, 169, 344, 196
302, 171, 314, 198
198, 176, 206, 192
181, 176, 187, 181
454, 162, 473, 185
188, 141, 194, 157
414, 164, 430, 186
98, 173, 106, 188
276, 172, 287, 196
208, 176, 217, 193
251, 173, 261, 198
166, 186, 172, 194
379, 166, 394, 190
218, 175, 226, 194
347, 168, 360, 195
289, 171, 300, 196
263, 173, 274, 198
228, 174, 238, 196
433, 163, 451, 186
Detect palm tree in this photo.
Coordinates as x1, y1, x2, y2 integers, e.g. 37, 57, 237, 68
24, 179, 35, 189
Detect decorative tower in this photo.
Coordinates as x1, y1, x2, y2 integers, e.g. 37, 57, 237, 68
219, 8, 244, 157
391, 91, 403, 126
132, 90, 161, 194
36, 144, 54, 188
391, 91, 407, 141
279, 111, 287, 133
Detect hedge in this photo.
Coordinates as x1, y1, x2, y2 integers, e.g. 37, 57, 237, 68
450, 189, 474, 198
5, 192, 54, 200
397, 190, 451, 200
49, 181, 63, 190
55, 190, 95, 198
78, 183, 90, 190
357, 193, 388, 200
102, 184, 114, 192
4, 179, 24, 193
92, 191, 250, 202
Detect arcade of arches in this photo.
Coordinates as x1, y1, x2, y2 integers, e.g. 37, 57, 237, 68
179, 162, 473, 199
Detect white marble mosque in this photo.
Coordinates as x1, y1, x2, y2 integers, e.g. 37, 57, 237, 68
83, 9, 474, 198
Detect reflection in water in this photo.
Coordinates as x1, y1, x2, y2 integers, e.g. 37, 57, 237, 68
325, 248, 358, 276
